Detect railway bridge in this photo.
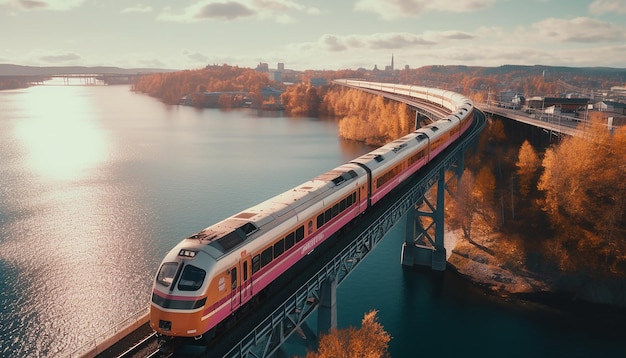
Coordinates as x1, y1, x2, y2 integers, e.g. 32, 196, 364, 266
76, 81, 486, 358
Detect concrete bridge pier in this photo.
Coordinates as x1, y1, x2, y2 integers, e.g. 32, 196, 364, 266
317, 277, 337, 336
401, 167, 447, 271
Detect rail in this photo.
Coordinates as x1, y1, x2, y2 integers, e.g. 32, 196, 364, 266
222, 110, 486, 357
75, 81, 481, 358
69, 308, 149, 358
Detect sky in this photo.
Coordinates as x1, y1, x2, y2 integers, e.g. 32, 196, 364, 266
1, 0, 626, 71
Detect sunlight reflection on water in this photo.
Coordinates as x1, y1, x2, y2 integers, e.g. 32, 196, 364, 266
13, 86, 108, 182
0, 84, 365, 357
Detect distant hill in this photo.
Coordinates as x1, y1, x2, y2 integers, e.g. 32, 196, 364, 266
0, 64, 176, 76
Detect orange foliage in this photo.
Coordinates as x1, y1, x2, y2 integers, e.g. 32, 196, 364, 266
305, 310, 391, 358
538, 121, 626, 274
133, 65, 273, 105
322, 87, 413, 146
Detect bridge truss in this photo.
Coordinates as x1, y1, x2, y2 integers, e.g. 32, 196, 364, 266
222, 110, 486, 358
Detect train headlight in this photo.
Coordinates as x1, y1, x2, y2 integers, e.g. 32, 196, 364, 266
178, 249, 197, 258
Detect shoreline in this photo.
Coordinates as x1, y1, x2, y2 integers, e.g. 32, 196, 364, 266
445, 230, 626, 312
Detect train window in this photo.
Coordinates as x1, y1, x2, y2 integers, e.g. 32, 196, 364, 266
352, 193, 357, 203
261, 247, 273, 267
408, 151, 425, 166
324, 208, 331, 222
332, 204, 339, 217
295, 226, 305, 242
285, 232, 295, 250
231, 267, 237, 289
340, 199, 346, 212
316, 214, 324, 229
156, 262, 178, 288
238, 222, 257, 236
177, 265, 206, 291
243, 261, 248, 281
331, 175, 345, 186
308, 221, 313, 235
274, 240, 285, 258
252, 255, 260, 274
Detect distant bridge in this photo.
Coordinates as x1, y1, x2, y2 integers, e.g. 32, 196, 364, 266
0, 72, 147, 86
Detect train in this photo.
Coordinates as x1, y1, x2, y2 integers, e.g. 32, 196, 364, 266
149, 80, 474, 342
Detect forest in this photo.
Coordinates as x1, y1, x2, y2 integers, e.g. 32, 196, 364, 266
132, 65, 274, 106
447, 115, 626, 296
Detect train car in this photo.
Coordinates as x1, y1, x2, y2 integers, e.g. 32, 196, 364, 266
150, 80, 474, 343
350, 131, 429, 206
150, 163, 368, 339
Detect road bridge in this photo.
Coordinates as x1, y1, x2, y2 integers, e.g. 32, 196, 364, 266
478, 102, 583, 138
1, 72, 145, 85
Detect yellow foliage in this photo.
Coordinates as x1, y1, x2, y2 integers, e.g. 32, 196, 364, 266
305, 310, 391, 358
324, 87, 413, 146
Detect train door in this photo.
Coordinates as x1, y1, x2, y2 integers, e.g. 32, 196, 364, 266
230, 266, 240, 311
239, 257, 252, 304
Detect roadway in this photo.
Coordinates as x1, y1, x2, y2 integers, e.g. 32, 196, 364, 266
477, 103, 583, 137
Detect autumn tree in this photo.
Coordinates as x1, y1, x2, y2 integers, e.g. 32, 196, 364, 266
305, 310, 391, 358
516, 140, 541, 197
281, 84, 322, 116
538, 119, 626, 274
452, 171, 478, 241
322, 88, 413, 146
133, 65, 273, 105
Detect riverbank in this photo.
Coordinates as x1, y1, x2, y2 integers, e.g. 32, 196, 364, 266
445, 230, 626, 309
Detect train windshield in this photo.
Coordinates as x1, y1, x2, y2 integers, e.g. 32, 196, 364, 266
178, 265, 206, 291
156, 262, 178, 288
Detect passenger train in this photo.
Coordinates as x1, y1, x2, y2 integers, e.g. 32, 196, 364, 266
149, 80, 474, 342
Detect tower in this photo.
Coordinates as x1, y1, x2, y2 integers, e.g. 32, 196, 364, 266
391, 53, 394, 71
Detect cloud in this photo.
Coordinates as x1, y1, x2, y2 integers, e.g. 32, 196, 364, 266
252, 0, 303, 12
157, 0, 318, 23
39, 52, 81, 63
354, 0, 495, 19
0, 0, 84, 11
530, 17, 625, 43
182, 50, 209, 63
195, 1, 256, 20
315, 31, 476, 53
307, 6, 321, 15
589, 0, 626, 15
121, 4, 152, 14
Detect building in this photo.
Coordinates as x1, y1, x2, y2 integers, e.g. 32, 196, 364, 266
526, 97, 589, 113
309, 78, 327, 87
384, 54, 394, 71
268, 70, 282, 82
594, 100, 626, 115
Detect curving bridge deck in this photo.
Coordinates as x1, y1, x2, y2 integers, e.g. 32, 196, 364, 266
77, 81, 486, 358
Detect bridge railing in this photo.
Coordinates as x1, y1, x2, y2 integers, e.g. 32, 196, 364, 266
223, 110, 486, 357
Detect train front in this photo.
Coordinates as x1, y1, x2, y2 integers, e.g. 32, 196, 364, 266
150, 242, 216, 339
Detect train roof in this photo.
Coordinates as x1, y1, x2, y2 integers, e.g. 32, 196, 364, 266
186, 164, 362, 258
350, 131, 426, 168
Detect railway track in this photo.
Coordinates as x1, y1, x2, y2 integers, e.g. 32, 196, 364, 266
116, 332, 164, 358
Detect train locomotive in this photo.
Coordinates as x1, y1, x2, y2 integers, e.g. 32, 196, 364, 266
149, 80, 474, 342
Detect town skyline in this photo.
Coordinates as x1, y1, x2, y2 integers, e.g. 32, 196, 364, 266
1, 0, 626, 71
